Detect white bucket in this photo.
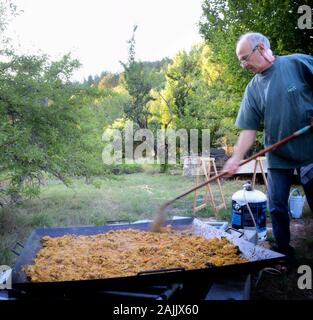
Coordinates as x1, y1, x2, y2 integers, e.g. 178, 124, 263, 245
288, 188, 305, 219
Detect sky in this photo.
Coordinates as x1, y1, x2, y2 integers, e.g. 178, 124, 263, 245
6, 0, 204, 82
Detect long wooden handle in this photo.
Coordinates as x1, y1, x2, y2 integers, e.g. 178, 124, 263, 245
240, 123, 313, 166
150, 121, 313, 231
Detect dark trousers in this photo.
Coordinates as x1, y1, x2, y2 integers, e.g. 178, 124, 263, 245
267, 168, 313, 253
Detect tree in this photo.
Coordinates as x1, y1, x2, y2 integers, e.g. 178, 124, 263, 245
98, 73, 120, 90
155, 44, 240, 148
0, 0, 18, 35
0, 51, 103, 203
119, 26, 155, 129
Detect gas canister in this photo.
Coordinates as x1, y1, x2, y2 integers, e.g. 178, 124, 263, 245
231, 181, 267, 241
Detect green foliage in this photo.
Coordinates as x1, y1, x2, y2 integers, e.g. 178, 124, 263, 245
0, 50, 109, 202
91, 180, 102, 189
110, 164, 144, 175
21, 184, 41, 199
0, 1, 134, 202
0, 0, 18, 34
97, 72, 120, 90
149, 43, 241, 150
120, 59, 154, 128
119, 26, 169, 129
31, 212, 53, 227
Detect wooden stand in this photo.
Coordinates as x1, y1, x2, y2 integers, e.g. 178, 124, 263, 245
193, 157, 227, 216
252, 156, 268, 192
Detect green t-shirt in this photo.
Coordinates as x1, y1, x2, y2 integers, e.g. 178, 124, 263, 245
236, 54, 313, 169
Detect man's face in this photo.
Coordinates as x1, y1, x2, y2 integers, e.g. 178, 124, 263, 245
236, 40, 264, 73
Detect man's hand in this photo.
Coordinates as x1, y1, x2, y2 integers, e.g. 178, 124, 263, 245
222, 155, 242, 177
222, 129, 257, 177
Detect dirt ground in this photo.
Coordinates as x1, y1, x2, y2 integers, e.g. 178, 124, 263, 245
251, 206, 313, 300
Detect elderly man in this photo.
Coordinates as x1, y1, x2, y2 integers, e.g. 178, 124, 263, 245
223, 32, 313, 261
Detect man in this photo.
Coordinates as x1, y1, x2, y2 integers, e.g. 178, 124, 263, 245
223, 32, 313, 261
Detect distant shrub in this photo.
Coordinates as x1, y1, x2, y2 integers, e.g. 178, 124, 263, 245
22, 185, 41, 199
91, 180, 102, 189
111, 164, 144, 175
31, 212, 53, 227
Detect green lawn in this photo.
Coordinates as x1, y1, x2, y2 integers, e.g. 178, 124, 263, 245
0, 171, 247, 265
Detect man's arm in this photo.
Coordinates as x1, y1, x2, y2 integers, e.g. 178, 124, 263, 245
223, 129, 257, 176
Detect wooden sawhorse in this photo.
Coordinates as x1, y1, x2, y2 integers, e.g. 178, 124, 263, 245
252, 156, 268, 192
193, 157, 227, 216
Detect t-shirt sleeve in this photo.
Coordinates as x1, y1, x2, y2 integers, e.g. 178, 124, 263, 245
296, 54, 313, 90
235, 84, 262, 130
302, 55, 313, 90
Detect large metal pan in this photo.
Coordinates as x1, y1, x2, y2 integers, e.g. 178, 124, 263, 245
10, 218, 284, 298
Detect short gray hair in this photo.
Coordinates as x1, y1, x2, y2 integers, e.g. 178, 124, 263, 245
237, 32, 271, 50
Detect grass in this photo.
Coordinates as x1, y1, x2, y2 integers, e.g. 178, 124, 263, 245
0, 172, 246, 266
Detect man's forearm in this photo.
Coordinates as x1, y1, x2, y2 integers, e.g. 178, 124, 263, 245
232, 130, 257, 161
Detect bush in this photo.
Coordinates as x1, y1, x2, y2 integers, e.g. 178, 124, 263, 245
111, 164, 144, 175
91, 180, 102, 189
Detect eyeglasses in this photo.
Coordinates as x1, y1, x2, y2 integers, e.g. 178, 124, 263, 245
240, 45, 258, 67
